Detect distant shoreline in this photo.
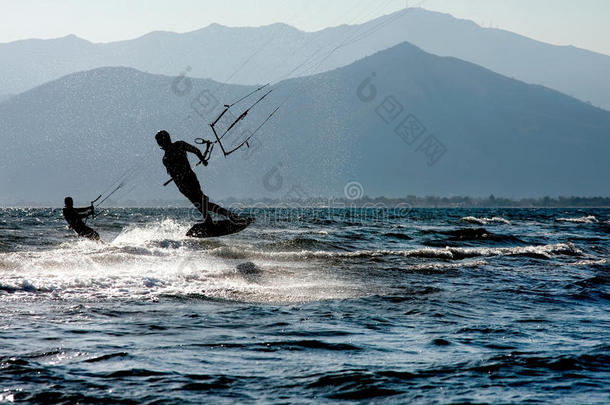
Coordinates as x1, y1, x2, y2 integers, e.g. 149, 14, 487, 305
3, 196, 610, 209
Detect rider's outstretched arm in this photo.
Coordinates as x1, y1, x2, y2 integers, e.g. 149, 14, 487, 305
76, 206, 94, 218
178, 141, 206, 163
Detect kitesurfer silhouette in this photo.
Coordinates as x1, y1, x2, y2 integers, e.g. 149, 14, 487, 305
62, 197, 100, 240
155, 130, 243, 224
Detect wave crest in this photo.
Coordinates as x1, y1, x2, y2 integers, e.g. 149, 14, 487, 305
460, 216, 511, 225
210, 242, 582, 261
556, 216, 598, 224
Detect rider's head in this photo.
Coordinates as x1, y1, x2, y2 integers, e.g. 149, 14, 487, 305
64, 197, 73, 208
155, 130, 171, 149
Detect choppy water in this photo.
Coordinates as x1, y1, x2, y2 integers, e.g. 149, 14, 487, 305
1, 208, 609, 404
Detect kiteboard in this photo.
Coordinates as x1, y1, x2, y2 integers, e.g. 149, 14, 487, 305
186, 217, 254, 238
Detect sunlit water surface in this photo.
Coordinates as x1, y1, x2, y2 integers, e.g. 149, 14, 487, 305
1, 208, 609, 403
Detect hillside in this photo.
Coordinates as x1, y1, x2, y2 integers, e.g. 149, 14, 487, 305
1, 8, 609, 109
1, 42, 609, 205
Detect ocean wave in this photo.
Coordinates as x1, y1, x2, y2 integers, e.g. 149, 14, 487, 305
570, 259, 607, 267
556, 215, 598, 224
304, 369, 405, 399
260, 228, 329, 236
460, 216, 511, 225
383, 232, 412, 240
83, 352, 129, 363
264, 237, 338, 251
193, 339, 362, 352
431, 228, 524, 245
0, 240, 12, 253
471, 347, 610, 374
0, 280, 51, 294
387, 260, 488, 274
210, 243, 582, 261
407, 260, 488, 271
0, 245, 366, 303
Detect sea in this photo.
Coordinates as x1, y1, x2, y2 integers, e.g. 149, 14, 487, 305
1, 207, 609, 404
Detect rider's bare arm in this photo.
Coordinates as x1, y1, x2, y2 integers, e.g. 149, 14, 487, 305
76, 206, 94, 218
178, 141, 206, 162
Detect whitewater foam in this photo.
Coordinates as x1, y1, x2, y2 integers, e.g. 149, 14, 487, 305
111, 218, 191, 246
556, 216, 598, 224
0, 212, 595, 305
571, 259, 607, 266
0, 219, 359, 303
402, 260, 488, 272
460, 216, 511, 225
209, 242, 582, 261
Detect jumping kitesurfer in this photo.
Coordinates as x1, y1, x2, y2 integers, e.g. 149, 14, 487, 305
62, 197, 100, 240
155, 130, 244, 224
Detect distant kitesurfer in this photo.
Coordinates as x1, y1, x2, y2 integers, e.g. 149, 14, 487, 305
62, 197, 100, 240
155, 130, 243, 224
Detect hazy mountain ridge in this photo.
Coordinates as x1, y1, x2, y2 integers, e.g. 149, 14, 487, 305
1, 8, 610, 109
1, 42, 609, 205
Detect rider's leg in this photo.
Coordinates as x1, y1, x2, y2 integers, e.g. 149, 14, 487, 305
176, 174, 241, 222
207, 201, 238, 220
176, 176, 210, 221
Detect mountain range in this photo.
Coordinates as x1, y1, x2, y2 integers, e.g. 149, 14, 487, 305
1, 8, 609, 110
1, 41, 609, 205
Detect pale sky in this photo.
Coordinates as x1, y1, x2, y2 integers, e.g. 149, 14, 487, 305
0, 0, 608, 55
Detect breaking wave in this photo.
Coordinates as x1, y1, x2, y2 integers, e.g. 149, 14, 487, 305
556, 215, 598, 224
209, 242, 582, 261
460, 216, 511, 225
